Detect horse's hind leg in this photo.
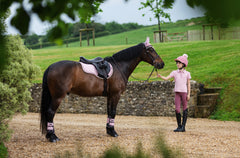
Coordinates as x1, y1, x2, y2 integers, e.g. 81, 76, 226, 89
46, 97, 63, 142
106, 94, 120, 137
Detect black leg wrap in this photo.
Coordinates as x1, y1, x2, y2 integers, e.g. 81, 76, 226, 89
106, 124, 118, 137
46, 122, 60, 142
46, 132, 60, 143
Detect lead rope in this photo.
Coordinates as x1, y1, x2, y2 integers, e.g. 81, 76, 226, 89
146, 67, 156, 81
131, 67, 158, 81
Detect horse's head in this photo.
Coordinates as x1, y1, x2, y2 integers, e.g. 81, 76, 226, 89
142, 37, 164, 69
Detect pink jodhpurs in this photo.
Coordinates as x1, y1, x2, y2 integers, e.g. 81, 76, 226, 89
175, 92, 188, 113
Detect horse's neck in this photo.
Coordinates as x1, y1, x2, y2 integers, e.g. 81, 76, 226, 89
119, 57, 141, 80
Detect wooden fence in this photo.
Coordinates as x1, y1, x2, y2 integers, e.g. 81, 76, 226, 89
154, 27, 240, 42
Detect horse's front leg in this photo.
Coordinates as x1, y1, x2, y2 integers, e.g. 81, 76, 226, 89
106, 94, 120, 137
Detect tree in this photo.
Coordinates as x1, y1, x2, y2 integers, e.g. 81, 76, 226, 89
139, 0, 172, 42
105, 21, 124, 34
0, 10, 9, 73
0, 35, 40, 142
24, 34, 39, 45
1, 0, 105, 43
0, 0, 106, 72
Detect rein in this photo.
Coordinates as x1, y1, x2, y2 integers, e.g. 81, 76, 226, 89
147, 67, 157, 81
130, 67, 158, 81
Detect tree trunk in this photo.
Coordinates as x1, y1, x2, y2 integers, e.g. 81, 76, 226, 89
156, 0, 162, 42
158, 16, 162, 42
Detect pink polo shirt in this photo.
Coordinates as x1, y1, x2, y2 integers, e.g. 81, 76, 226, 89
170, 69, 191, 93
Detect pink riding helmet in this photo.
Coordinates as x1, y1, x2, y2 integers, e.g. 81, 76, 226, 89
175, 54, 188, 67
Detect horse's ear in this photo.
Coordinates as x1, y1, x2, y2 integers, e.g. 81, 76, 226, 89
144, 37, 151, 47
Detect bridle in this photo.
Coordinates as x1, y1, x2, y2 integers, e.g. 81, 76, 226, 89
131, 45, 159, 81
144, 45, 158, 64
111, 45, 160, 82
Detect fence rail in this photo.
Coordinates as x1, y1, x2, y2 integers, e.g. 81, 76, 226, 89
154, 27, 240, 43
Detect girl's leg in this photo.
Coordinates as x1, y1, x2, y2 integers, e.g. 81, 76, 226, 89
175, 92, 181, 113
180, 92, 188, 132
181, 92, 188, 111
174, 93, 182, 132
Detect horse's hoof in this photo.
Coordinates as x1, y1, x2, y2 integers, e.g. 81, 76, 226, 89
106, 126, 118, 137
46, 133, 60, 142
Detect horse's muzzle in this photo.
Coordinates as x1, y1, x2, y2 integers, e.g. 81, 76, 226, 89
154, 62, 165, 69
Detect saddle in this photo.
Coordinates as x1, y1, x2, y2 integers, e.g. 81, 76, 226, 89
79, 57, 112, 96
80, 56, 111, 79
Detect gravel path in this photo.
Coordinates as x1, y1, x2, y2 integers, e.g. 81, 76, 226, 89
5, 113, 240, 158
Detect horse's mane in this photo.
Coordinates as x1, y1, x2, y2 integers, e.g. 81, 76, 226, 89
105, 43, 145, 62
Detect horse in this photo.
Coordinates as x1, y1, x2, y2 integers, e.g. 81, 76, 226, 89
40, 37, 164, 142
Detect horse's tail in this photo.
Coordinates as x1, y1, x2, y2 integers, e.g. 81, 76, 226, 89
40, 67, 51, 134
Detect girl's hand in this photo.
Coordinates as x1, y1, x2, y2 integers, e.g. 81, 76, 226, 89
187, 94, 190, 101
157, 74, 161, 78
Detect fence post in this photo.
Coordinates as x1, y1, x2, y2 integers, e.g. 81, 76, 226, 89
203, 25, 205, 40
154, 33, 156, 43
92, 29, 95, 46
211, 25, 213, 40
87, 31, 89, 46
218, 26, 221, 40
80, 32, 82, 47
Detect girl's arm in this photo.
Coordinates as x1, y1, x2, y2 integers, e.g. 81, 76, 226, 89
187, 79, 191, 101
157, 74, 172, 81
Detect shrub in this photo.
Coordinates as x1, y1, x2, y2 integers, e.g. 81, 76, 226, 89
210, 81, 240, 121
0, 142, 8, 158
0, 35, 40, 142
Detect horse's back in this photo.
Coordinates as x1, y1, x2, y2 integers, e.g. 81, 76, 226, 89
46, 61, 79, 94
46, 60, 105, 96
49, 60, 77, 69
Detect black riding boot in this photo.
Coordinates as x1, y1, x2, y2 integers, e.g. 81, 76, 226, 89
173, 111, 182, 132
180, 108, 188, 132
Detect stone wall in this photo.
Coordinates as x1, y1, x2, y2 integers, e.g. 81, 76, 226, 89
29, 81, 200, 117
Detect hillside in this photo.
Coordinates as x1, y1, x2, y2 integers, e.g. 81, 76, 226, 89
44, 17, 240, 48
41, 17, 207, 48
30, 16, 240, 49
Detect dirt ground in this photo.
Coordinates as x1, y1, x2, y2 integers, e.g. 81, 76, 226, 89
5, 113, 240, 158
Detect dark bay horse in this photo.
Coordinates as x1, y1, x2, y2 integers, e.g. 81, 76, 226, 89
40, 37, 164, 142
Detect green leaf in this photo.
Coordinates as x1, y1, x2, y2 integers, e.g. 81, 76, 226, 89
10, 6, 30, 35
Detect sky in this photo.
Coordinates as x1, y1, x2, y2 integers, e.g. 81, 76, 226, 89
5, 0, 204, 35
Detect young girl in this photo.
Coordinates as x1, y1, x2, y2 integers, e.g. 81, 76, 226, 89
158, 54, 191, 132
